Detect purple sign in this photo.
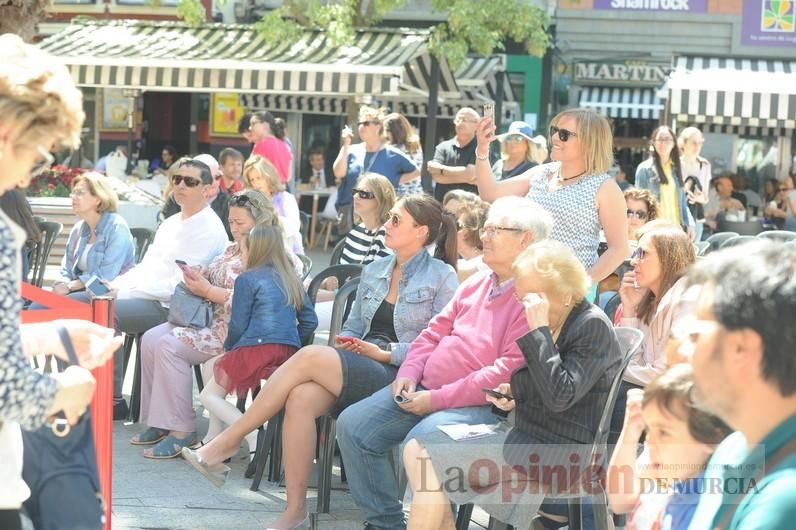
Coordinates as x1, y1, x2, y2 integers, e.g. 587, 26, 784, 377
742, 0, 796, 48
593, 0, 707, 12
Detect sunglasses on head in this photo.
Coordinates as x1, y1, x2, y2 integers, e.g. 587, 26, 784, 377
549, 125, 578, 142
626, 209, 649, 220
352, 188, 375, 200
172, 174, 203, 187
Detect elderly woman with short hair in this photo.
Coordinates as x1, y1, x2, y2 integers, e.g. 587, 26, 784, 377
52, 171, 135, 296
402, 240, 623, 530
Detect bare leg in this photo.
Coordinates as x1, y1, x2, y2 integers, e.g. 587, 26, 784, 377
266, 382, 336, 530
197, 345, 343, 465
404, 439, 455, 530
199, 377, 258, 451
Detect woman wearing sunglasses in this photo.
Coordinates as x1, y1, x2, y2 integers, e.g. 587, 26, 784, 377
184, 194, 459, 530
475, 108, 629, 297
492, 121, 539, 180
609, 222, 696, 444
635, 126, 695, 239
625, 188, 660, 243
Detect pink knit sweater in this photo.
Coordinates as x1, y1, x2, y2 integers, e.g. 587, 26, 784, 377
397, 271, 529, 411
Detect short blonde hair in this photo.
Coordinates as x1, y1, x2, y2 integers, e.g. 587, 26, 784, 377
512, 240, 590, 304
0, 34, 84, 151
550, 108, 613, 175
71, 172, 118, 213
243, 155, 284, 193
357, 173, 396, 225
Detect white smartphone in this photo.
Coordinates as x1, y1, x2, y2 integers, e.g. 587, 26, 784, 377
84, 275, 110, 296
483, 102, 495, 123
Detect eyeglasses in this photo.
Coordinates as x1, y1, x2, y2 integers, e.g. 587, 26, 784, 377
630, 246, 649, 261
172, 174, 203, 187
480, 225, 523, 238
358, 120, 380, 127
352, 188, 375, 200
31, 145, 55, 176
70, 189, 89, 198
549, 125, 578, 142
504, 134, 526, 144
454, 117, 479, 124
248, 120, 262, 131
626, 209, 649, 220
387, 212, 419, 228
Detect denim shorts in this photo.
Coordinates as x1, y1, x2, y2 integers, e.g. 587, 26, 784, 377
330, 348, 398, 417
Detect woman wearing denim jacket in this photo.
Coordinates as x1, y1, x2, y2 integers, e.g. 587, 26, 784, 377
635, 126, 695, 239
52, 172, 134, 295
187, 194, 459, 530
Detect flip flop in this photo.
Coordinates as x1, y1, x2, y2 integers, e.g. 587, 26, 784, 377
130, 427, 168, 446
142, 433, 199, 459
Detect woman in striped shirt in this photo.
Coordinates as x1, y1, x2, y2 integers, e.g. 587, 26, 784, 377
339, 172, 396, 265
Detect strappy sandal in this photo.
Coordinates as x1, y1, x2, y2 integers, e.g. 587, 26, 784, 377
130, 427, 168, 446
142, 433, 199, 459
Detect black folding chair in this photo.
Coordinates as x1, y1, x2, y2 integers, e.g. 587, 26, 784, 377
29, 220, 63, 288
130, 227, 155, 264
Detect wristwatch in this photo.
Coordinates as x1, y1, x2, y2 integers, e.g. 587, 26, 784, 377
475, 151, 489, 161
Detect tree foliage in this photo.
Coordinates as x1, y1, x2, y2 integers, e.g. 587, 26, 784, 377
0, 0, 50, 42
178, 0, 550, 68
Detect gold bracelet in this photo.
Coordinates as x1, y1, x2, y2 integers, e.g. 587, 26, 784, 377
475, 152, 489, 161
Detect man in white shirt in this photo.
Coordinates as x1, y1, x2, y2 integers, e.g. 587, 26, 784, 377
108, 159, 229, 418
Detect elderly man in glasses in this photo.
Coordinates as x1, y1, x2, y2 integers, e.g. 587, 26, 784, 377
103, 158, 229, 419
429, 107, 497, 202
336, 196, 553, 530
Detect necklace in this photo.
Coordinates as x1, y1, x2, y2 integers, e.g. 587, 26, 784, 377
558, 169, 587, 183
362, 145, 383, 175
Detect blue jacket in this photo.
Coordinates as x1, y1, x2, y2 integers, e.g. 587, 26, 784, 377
341, 249, 458, 366
59, 211, 135, 283
224, 265, 318, 351
635, 158, 695, 230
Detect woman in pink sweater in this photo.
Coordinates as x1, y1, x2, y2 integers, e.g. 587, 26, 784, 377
335, 196, 554, 530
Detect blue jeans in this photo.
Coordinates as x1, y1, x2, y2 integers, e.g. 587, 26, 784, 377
336, 385, 498, 529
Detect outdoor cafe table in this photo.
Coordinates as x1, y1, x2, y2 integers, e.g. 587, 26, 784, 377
295, 186, 335, 248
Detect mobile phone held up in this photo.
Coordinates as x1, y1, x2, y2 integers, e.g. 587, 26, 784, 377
482, 387, 513, 401
175, 260, 197, 280
483, 102, 495, 123
84, 275, 110, 297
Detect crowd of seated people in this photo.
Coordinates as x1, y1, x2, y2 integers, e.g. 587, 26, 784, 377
19, 101, 796, 530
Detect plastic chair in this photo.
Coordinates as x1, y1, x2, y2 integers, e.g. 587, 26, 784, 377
130, 227, 155, 264
695, 241, 710, 256
29, 220, 63, 288
455, 328, 645, 530
757, 230, 796, 243
298, 254, 313, 281
716, 220, 764, 236
329, 237, 347, 266
720, 235, 758, 248
705, 232, 739, 253
306, 264, 363, 304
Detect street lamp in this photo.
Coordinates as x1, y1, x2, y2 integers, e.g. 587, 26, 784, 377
121, 88, 141, 175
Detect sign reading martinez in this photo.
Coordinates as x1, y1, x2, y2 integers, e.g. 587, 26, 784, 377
594, 0, 708, 11
574, 60, 671, 87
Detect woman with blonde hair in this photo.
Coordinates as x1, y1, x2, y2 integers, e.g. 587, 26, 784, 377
52, 172, 135, 295
475, 108, 629, 298
678, 126, 711, 241
624, 187, 660, 243
383, 112, 424, 196
243, 155, 303, 255
492, 121, 538, 180
0, 34, 121, 529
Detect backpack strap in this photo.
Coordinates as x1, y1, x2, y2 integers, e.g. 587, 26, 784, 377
713, 437, 796, 530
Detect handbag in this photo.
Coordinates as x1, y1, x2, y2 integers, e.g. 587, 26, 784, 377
168, 281, 214, 329
21, 327, 105, 530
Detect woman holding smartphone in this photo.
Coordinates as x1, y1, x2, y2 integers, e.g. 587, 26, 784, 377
184, 195, 458, 530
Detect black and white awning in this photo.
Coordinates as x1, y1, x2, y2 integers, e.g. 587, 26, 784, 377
669, 56, 796, 129
578, 86, 664, 120
38, 19, 459, 98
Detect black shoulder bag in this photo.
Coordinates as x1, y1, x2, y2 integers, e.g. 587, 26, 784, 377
21, 327, 105, 530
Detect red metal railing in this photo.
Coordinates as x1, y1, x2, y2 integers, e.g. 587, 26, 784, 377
21, 282, 114, 530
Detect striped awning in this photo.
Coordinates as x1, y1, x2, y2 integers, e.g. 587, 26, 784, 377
240, 55, 519, 121
669, 56, 796, 129
37, 19, 459, 98
578, 86, 664, 120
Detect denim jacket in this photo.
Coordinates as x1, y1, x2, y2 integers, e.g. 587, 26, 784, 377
635, 158, 695, 229
224, 265, 318, 351
59, 211, 135, 283
341, 249, 458, 366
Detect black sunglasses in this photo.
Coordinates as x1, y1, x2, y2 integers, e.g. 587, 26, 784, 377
172, 174, 203, 187
352, 188, 375, 200
626, 209, 648, 220
550, 125, 578, 142
358, 120, 379, 127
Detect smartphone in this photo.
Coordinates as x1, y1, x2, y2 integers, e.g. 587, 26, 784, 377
483, 102, 495, 123
175, 260, 197, 280
394, 393, 413, 404
482, 387, 513, 401
85, 275, 110, 297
